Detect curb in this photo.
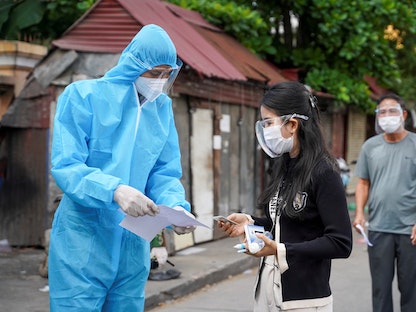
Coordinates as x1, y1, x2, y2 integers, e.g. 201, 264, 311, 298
145, 255, 258, 310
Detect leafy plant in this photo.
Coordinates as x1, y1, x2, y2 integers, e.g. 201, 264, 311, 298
0, 0, 96, 45
1, 0, 414, 110
170, 0, 416, 111
167, 0, 276, 57
292, 0, 416, 111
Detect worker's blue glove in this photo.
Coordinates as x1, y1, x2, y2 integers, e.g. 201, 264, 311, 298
114, 185, 159, 217
171, 206, 196, 235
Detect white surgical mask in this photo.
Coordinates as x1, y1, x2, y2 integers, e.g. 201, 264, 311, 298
378, 116, 402, 133
134, 77, 168, 102
263, 125, 293, 157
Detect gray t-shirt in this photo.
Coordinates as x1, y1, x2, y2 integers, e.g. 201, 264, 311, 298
355, 132, 416, 235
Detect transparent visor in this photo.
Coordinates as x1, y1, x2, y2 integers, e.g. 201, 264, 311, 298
165, 58, 182, 93
255, 113, 309, 158
133, 55, 183, 94
374, 105, 402, 134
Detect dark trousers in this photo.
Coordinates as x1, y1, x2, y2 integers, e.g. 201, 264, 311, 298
368, 231, 416, 312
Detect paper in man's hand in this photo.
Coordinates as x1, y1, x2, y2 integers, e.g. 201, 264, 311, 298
119, 205, 210, 241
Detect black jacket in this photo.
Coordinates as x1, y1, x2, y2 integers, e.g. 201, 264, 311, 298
253, 158, 352, 304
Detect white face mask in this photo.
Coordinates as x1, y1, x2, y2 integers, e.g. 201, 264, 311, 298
378, 116, 402, 133
263, 125, 293, 157
134, 77, 168, 102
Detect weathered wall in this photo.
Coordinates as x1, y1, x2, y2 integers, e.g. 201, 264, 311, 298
0, 128, 48, 245
346, 107, 367, 195
0, 41, 48, 246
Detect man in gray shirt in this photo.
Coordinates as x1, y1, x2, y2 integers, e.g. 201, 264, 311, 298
353, 93, 416, 312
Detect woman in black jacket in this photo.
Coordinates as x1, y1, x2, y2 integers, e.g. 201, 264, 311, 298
219, 81, 352, 311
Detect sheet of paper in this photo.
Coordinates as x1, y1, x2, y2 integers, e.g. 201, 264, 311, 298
355, 224, 373, 246
119, 205, 210, 241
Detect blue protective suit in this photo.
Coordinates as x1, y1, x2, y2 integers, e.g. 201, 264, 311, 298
49, 24, 190, 312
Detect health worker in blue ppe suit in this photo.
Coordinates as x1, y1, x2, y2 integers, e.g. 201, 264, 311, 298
49, 24, 195, 312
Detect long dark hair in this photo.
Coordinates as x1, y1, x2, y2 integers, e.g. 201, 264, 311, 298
257, 81, 338, 218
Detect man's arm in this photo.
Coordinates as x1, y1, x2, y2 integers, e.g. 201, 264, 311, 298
353, 178, 370, 233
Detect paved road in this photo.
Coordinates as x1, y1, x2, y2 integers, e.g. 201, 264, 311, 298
0, 223, 401, 312
147, 269, 256, 312
147, 233, 400, 312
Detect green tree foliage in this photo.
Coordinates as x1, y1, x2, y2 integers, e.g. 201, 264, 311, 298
169, 0, 416, 111
167, 0, 276, 57
1, 0, 414, 110
290, 0, 416, 111
0, 0, 95, 45
391, 28, 416, 103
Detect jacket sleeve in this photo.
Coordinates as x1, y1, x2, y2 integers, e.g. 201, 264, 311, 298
51, 84, 121, 209
284, 167, 353, 260
145, 103, 190, 212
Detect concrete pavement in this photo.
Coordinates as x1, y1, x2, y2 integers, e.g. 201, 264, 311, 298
144, 236, 259, 310
0, 216, 400, 312
0, 236, 259, 312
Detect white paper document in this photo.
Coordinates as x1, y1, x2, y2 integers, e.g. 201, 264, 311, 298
355, 224, 373, 246
119, 205, 210, 241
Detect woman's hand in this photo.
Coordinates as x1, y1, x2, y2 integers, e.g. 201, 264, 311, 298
246, 233, 277, 258
217, 213, 249, 237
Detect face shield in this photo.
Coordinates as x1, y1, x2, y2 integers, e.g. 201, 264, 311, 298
374, 104, 403, 134
255, 113, 309, 158
133, 56, 183, 102
163, 58, 182, 94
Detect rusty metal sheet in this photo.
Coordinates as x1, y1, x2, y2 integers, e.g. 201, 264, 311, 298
0, 128, 48, 246
1, 85, 54, 128
193, 26, 287, 85
121, 0, 245, 81
52, 0, 141, 53
51, 0, 286, 84
174, 71, 265, 108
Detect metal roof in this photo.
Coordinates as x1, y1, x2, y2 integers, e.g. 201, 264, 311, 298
52, 0, 140, 53
52, 0, 286, 84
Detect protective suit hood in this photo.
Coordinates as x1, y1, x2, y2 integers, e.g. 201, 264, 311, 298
104, 24, 178, 83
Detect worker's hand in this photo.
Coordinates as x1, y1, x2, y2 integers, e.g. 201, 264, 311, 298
114, 185, 159, 217
151, 247, 168, 266
171, 206, 196, 235
411, 225, 416, 246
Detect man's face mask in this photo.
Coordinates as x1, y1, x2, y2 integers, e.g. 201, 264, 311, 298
375, 105, 403, 134
378, 116, 402, 133
134, 76, 168, 103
